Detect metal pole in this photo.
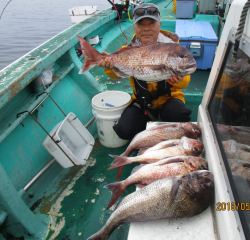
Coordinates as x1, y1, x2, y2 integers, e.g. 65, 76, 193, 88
23, 159, 56, 192
85, 116, 95, 129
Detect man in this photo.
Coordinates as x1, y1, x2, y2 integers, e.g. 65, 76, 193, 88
98, 3, 192, 140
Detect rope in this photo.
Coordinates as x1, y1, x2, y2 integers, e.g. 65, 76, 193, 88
113, 0, 129, 46
235, 0, 250, 40
0, 0, 13, 20
233, 0, 250, 58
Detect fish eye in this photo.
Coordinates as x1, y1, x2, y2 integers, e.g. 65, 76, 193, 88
193, 147, 199, 153
179, 54, 185, 58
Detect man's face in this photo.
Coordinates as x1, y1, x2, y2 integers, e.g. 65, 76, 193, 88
134, 18, 161, 44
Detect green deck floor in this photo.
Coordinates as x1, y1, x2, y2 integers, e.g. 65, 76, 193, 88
33, 140, 136, 240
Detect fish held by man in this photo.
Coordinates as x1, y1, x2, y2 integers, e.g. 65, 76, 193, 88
108, 137, 204, 169
77, 35, 197, 82
105, 156, 208, 209
87, 170, 214, 240
115, 122, 201, 181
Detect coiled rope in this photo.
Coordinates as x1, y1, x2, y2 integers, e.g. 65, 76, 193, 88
233, 0, 250, 58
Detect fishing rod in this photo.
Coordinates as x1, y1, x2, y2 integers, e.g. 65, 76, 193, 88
0, 0, 13, 20
165, 0, 173, 8
107, 0, 130, 45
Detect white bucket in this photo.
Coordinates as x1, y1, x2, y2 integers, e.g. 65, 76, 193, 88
92, 91, 131, 148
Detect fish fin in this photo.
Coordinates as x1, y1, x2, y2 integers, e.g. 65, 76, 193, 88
135, 184, 147, 189
146, 123, 177, 131
135, 64, 167, 71
114, 197, 124, 210
154, 156, 185, 166
155, 156, 186, 166
164, 178, 182, 211
160, 138, 169, 141
161, 142, 179, 148
116, 166, 124, 181
105, 182, 125, 209
137, 148, 150, 156
107, 155, 129, 170
77, 35, 102, 73
112, 68, 130, 78
115, 46, 134, 52
131, 164, 146, 175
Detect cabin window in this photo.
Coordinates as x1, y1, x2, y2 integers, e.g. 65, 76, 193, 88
208, 40, 250, 238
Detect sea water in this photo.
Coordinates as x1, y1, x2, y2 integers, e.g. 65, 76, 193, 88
0, 0, 119, 71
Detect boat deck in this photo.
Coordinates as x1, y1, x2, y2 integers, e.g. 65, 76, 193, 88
0, 1, 218, 239
33, 3, 213, 240
33, 140, 135, 240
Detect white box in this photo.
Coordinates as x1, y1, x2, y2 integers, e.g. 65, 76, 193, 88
43, 113, 95, 168
68, 6, 97, 16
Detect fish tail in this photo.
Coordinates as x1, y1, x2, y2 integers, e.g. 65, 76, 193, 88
105, 181, 125, 209
77, 35, 102, 74
87, 218, 121, 240
86, 227, 109, 240
116, 166, 124, 181
107, 155, 130, 170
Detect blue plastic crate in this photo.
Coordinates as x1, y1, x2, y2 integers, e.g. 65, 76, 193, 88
175, 20, 218, 70
176, 0, 195, 19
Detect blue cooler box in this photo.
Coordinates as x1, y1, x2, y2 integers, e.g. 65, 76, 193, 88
175, 20, 218, 70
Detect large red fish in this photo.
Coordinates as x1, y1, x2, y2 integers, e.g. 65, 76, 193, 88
77, 35, 197, 81
108, 137, 204, 169
105, 156, 208, 210
87, 171, 214, 240
115, 122, 201, 181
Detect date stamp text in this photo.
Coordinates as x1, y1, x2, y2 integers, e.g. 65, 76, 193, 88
216, 202, 250, 211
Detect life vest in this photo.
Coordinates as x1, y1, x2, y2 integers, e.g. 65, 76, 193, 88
133, 78, 172, 115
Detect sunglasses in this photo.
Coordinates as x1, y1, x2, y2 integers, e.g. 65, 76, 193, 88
134, 7, 160, 17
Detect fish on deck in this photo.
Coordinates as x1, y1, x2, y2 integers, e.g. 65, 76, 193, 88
87, 170, 214, 240
108, 137, 204, 169
77, 35, 197, 82
105, 156, 208, 209
115, 122, 201, 181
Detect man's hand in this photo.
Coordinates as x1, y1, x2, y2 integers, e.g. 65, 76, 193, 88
97, 52, 114, 70
167, 76, 183, 84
